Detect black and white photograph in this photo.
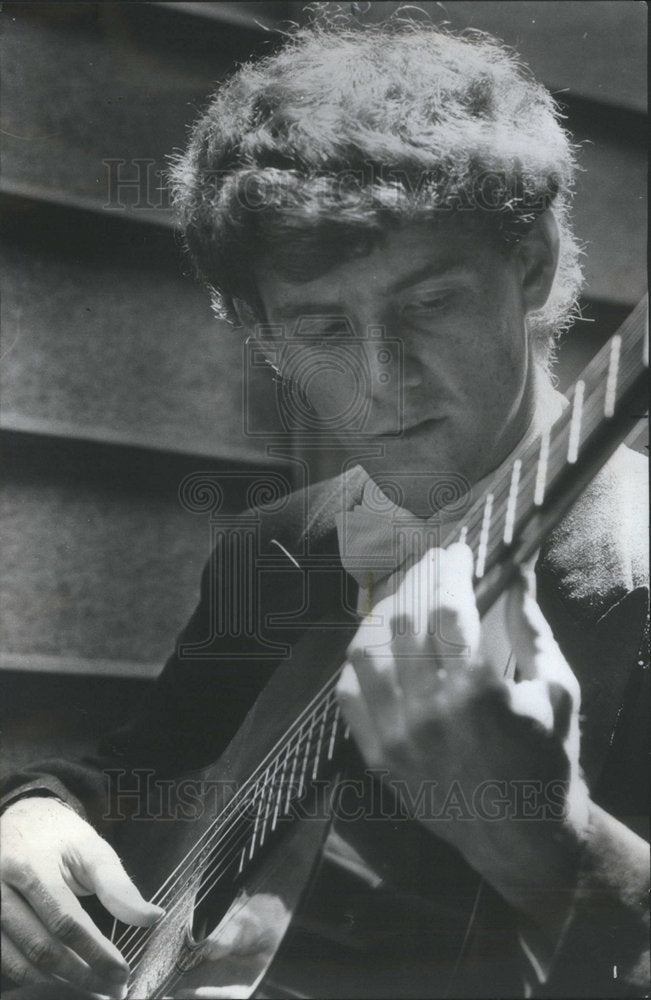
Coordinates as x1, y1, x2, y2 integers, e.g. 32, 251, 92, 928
1, 2, 648, 998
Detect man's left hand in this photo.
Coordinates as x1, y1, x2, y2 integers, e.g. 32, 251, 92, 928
337, 543, 591, 929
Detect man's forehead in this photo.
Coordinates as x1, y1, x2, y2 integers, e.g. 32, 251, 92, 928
257, 217, 491, 314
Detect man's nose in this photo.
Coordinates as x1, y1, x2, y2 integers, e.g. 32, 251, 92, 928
402, 350, 428, 390
358, 313, 424, 393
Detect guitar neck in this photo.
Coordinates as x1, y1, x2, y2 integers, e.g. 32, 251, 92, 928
441, 297, 649, 616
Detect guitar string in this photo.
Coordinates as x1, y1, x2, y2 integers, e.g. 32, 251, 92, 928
124, 721, 343, 978
113, 655, 348, 942
439, 335, 633, 552
118, 732, 342, 973
122, 694, 342, 972
124, 784, 307, 975
131, 693, 341, 936
114, 674, 342, 920
120, 712, 339, 971
169, 699, 342, 905
147, 811, 332, 1000
446, 335, 643, 556
115, 314, 645, 968
116, 687, 342, 962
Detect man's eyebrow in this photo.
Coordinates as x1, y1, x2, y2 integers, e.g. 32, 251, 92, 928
388, 262, 468, 294
272, 264, 470, 318
275, 303, 347, 321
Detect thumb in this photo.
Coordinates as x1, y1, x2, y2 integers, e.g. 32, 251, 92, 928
506, 572, 581, 728
83, 841, 165, 926
505, 571, 562, 682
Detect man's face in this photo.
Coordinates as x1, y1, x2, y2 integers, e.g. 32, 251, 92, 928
255, 218, 540, 514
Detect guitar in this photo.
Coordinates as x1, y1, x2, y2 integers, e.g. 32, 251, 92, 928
105, 298, 647, 999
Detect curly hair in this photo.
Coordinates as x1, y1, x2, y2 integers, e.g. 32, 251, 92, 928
170, 16, 583, 365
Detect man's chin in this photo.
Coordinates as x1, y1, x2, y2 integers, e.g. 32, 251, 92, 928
355, 451, 476, 518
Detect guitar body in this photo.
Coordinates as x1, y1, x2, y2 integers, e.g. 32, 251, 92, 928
110, 616, 515, 999
262, 799, 516, 1000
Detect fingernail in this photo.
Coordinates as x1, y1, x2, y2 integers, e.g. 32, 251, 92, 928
94, 975, 126, 1000
517, 566, 535, 594
107, 961, 129, 981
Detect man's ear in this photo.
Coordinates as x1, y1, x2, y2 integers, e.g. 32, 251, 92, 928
516, 209, 560, 313
232, 296, 283, 374
232, 296, 260, 329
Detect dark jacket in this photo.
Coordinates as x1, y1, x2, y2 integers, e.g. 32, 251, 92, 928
2, 447, 648, 997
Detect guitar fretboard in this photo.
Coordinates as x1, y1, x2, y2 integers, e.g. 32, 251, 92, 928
444, 298, 648, 594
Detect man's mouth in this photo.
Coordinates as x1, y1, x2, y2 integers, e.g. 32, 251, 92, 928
398, 417, 446, 437
365, 416, 446, 440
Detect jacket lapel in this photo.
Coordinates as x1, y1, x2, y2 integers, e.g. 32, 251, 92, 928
252, 466, 366, 662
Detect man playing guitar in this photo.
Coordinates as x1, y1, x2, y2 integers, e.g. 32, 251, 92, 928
2, 16, 648, 999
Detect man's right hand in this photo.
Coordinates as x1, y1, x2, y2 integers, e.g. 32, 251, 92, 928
1, 796, 164, 998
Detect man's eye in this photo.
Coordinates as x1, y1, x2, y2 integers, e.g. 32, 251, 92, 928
404, 295, 449, 316
295, 318, 350, 338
